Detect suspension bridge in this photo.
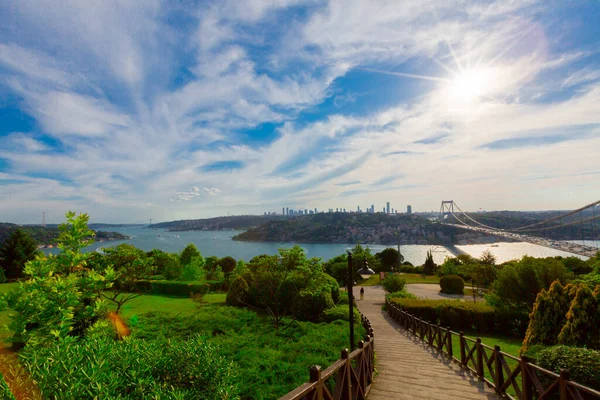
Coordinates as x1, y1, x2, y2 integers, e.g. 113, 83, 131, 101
438, 200, 600, 258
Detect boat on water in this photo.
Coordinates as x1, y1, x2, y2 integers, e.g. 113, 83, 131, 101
490, 244, 499, 247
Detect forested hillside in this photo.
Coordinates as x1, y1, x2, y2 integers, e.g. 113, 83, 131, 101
0, 223, 130, 246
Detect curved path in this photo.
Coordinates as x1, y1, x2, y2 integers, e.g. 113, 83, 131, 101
356, 286, 499, 400
407, 283, 485, 302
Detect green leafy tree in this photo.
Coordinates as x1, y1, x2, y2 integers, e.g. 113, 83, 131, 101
0, 211, 116, 348
217, 256, 237, 274
180, 243, 200, 266
488, 256, 573, 311
382, 274, 406, 293
480, 250, 496, 266
180, 256, 207, 282
558, 284, 600, 349
423, 250, 437, 275
521, 281, 578, 353
99, 244, 156, 312
0, 229, 40, 280
163, 255, 183, 280
377, 248, 402, 271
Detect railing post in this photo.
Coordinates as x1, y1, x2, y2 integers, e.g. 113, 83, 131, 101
494, 345, 504, 393
309, 365, 323, 400
446, 327, 453, 358
521, 355, 533, 400
476, 338, 484, 378
559, 369, 570, 400
460, 331, 466, 365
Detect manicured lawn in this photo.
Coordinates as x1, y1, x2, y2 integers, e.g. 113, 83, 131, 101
360, 273, 440, 286
113, 292, 226, 319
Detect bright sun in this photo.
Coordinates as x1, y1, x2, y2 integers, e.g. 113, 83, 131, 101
446, 67, 497, 103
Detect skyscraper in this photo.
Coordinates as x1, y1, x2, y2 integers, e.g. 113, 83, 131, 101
386, 202, 390, 214
286, 207, 289, 215
407, 205, 412, 214
282, 207, 285, 215
371, 205, 374, 213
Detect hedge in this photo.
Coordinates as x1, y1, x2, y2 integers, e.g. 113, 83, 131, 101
134, 280, 210, 297
439, 275, 464, 294
320, 305, 361, 324
389, 298, 529, 337
536, 345, 600, 391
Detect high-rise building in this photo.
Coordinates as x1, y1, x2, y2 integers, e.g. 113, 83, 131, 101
286, 207, 289, 215
305, 209, 308, 215
407, 205, 412, 214
282, 207, 285, 215
386, 202, 390, 214
343, 208, 346, 213
314, 207, 318, 214
371, 205, 374, 213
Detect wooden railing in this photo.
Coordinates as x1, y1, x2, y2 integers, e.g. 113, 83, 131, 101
279, 315, 375, 400
386, 299, 600, 400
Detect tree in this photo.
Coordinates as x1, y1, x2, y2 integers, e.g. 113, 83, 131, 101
521, 281, 578, 352
0, 229, 40, 280
1, 211, 116, 347
99, 244, 156, 312
558, 284, 600, 349
217, 256, 237, 274
423, 250, 437, 275
180, 244, 200, 266
179, 256, 206, 282
377, 248, 401, 271
480, 250, 496, 266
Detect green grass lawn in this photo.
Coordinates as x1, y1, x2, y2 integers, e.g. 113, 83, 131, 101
113, 292, 226, 319
359, 273, 441, 286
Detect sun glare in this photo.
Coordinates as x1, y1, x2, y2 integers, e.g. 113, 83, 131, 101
446, 67, 497, 103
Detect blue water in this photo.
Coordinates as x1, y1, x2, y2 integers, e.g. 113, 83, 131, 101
42, 226, 589, 264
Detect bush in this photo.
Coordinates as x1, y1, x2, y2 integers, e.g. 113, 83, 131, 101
163, 257, 183, 280
0, 374, 15, 400
382, 274, 406, 293
320, 305, 361, 324
536, 345, 600, 391
337, 291, 349, 305
135, 280, 209, 297
389, 298, 529, 337
439, 275, 465, 294
19, 335, 240, 399
292, 289, 334, 322
226, 276, 251, 306
557, 284, 600, 349
385, 290, 416, 301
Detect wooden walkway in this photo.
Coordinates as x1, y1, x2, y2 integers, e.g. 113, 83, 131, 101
356, 286, 500, 400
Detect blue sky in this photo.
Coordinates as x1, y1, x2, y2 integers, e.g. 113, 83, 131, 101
0, 0, 599, 223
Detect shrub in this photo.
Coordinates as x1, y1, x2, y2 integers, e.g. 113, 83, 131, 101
389, 298, 529, 337
135, 280, 209, 297
179, 261, 206, 282
557, 284, 600, 349
19, 335, 240, 399
0, 374, 15, 400
292, 289, 334, 322
180, 244, 201, 266
439, 275, 465, 294
423, 250, 437, 275
382, 274, 406, 293
536, 346, 600, 391
226, 276, 251, 306
521, 281, 578, 353
163, 257, 183, 280
385, 290, 416, 301
337, 291, 349, 305
320, 305, 360, 324
218, 256, 237, 274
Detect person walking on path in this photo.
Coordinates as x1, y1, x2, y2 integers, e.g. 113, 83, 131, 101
360, 287, 364, 300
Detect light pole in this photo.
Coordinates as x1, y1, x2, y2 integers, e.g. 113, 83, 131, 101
347, 254, 375, 350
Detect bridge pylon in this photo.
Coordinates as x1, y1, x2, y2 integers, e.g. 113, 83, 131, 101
439, 200, 455, 222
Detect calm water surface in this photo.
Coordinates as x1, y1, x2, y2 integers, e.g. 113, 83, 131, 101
42, 226, 594, 264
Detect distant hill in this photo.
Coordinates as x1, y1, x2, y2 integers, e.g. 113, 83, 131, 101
231, 213, 467, 245
0, 223, 131, 247
152, 215, 290, 231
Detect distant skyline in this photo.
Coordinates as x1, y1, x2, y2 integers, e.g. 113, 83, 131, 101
1, 1, 599, 224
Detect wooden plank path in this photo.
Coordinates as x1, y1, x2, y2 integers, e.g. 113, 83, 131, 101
356, 286, 500, 400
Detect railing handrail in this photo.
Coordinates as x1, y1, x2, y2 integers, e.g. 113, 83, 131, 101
279, 314, 375, 400
385, 298, 600, 400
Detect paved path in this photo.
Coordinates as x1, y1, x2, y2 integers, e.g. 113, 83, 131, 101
407, 283, 485, 302
356, 286, 499, 400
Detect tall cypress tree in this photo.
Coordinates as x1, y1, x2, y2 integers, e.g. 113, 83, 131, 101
0, 229, 40, 280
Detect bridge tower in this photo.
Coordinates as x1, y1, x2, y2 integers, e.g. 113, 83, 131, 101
438, 201, 455, 221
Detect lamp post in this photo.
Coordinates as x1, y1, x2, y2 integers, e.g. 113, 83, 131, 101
348, 254, 376, 350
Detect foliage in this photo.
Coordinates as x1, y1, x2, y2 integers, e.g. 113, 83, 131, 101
130, 307, 365, 399
135, 280, 209, 297
227, 246, 336, 328
19, 335, 240, 399
179, 256, 206, 282
521, 281, 578, 352
163, 254, 183, 280
0, 212, 116, 347
179, 243, 200, 266
480, 250, 496, 266
558, 256, 593, 275
389, 297, 529, 337
468, 262, 496, 289
439, 275, 465, 294
376, 248, 403, 271
557, 284, 600, 349
487, 256, 573, 311
0, 229, 39, 280
385, 289, 416, 301
218, 256, 237, 274
0, 374, 15, 400
320, 304, 361, 324
423, 250, 437, 275
381, 274, 406, 293
536, 345, 600, 391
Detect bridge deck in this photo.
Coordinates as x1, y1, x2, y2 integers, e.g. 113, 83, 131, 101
356, 286, 500, 400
